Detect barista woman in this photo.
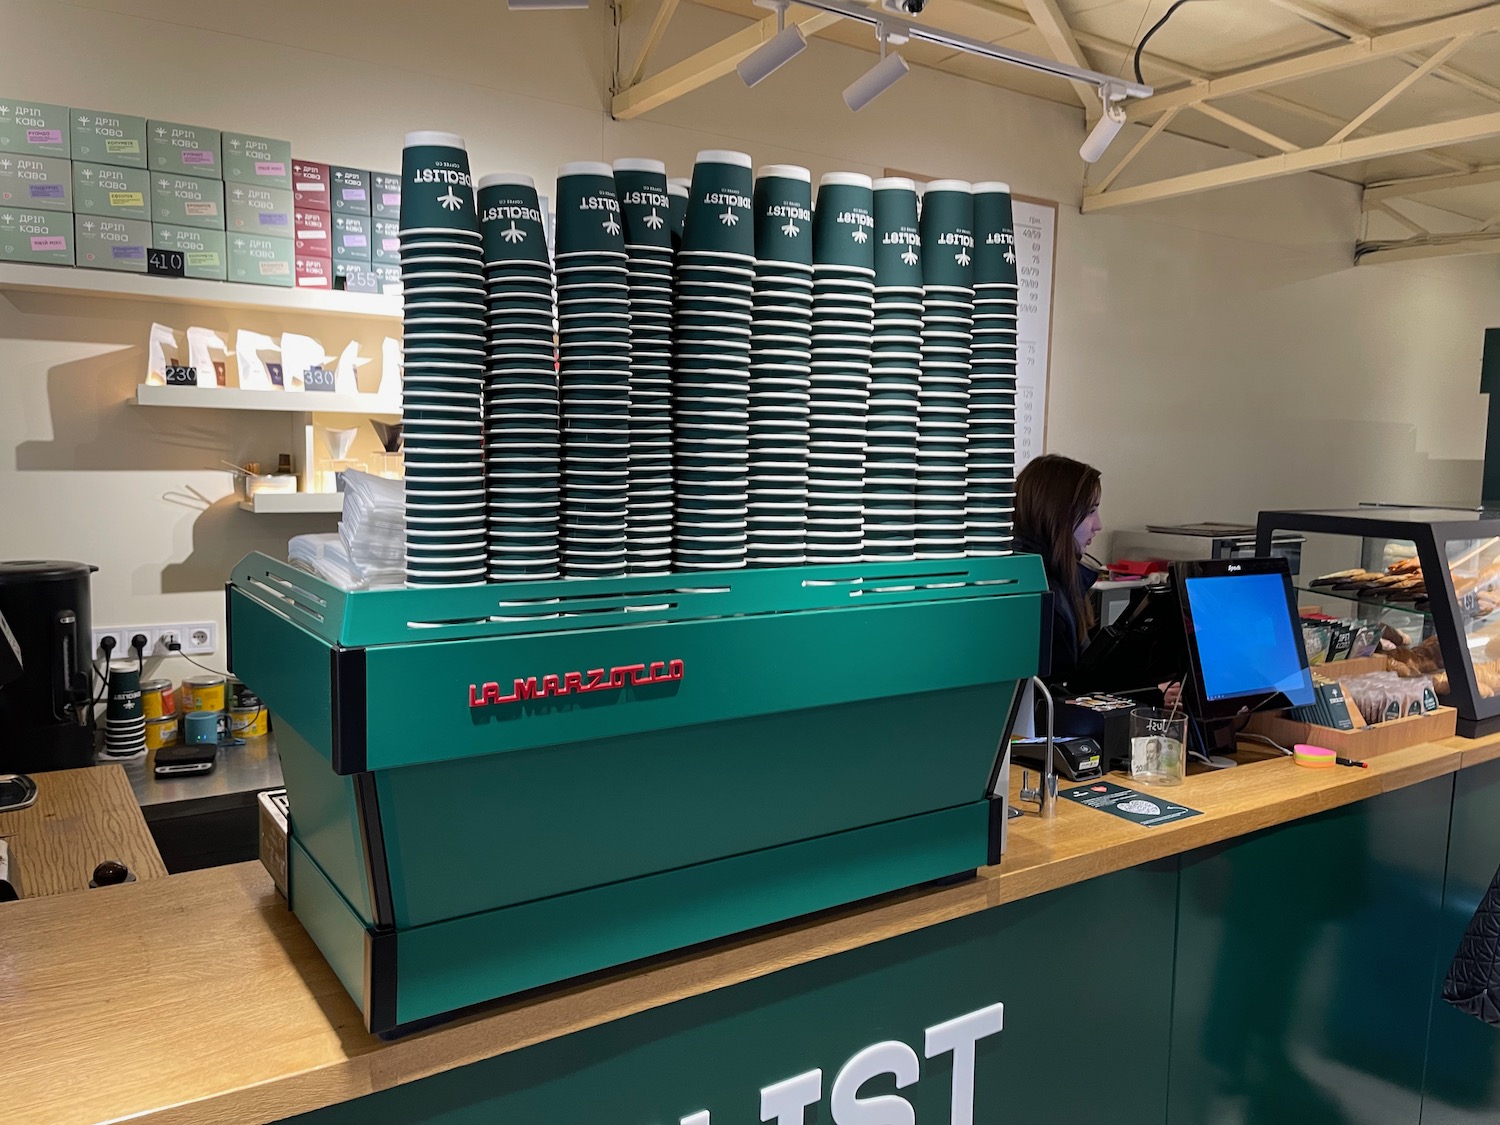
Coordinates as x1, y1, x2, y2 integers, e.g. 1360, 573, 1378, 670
1013, 454, 1180, 703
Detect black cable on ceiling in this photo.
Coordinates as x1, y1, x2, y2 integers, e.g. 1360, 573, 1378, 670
1134, 0, 1217, 85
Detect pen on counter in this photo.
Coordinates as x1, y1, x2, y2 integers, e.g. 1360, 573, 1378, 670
1336, 756, 1368, 769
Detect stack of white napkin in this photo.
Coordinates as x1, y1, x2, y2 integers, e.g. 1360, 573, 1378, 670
288, 470, 405, 590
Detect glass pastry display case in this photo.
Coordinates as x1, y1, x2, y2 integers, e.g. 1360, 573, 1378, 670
1256, 507, 1500, 737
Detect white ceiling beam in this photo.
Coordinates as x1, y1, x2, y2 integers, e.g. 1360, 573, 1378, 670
1128, 6, 1500, 121
612, 7, 842, 119
1018, 0, 1096, 112
1374, 201, 1429, 237
1362, 163, 1500, 207
1193, 102, 1299, 152
1327, 33, 1474, 145
1092, 106, 1181, 192
1263, 0, 1370, 43
621, 0, 682, 89
1084, 109, 1500, 213
1356, 233, 1500, 265
1418, 56, 1500, 104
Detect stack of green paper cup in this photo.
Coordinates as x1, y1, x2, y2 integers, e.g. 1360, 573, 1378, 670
672, 150, 755, 572
555, 162, 631, 579
864, 177, 923, 562
969, 181, 1019, 553
613, 158, 675, 576
747, 164, 814, 568
399, 130, 487, 588
478, 172, 561, 583
807, 171, 875, 566
667, 178, 689, 255
915, 179, 975, 561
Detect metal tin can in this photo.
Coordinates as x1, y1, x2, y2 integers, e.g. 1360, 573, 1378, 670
145, 716, 179, 750
230, 705, 269, 738
229, 677, 261, 710
184, 674, 226, 714
141, 678, 175, 720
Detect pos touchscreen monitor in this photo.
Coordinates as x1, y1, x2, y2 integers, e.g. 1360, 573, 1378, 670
1177, 556, 1316, 718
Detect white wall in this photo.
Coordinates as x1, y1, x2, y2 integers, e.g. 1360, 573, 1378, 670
1, 0, 1496, 678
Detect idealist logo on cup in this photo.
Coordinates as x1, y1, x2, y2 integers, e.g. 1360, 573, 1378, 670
973, 181, 1018, 288
919, 179, 974, 288
873, 177, 921, 285
754, 164, 812, 266
402, 132, 476, 232
612, 158, 672, 250
554, 162, 624, 256
813, 172, 874, 270
479, 174, 548, 264
682, 151, 753, 257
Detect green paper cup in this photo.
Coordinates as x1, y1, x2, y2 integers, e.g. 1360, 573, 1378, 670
813, 172, 874, 271
754, 165, 813, 267
667, 178, 689, 249
401, 131, 477, 234
682, 151, 754, 258
873, 177, 922, 288
612, 158, 673, 251
919, 179, 974, 289
478, 173, 549, 265
972, 180, 1018, 288
555, 162, 625, 257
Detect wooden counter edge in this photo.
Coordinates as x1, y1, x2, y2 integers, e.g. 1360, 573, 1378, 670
25, 735, 1500, 1125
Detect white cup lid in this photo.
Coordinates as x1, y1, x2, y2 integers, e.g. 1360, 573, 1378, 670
478, 172, 536, 189
668, 181, 690, 198
820, 171, 874, 189
758, 164, 811, 182
925, 178, 974, 194
874, 177, 917, 192
696, 150, 753, 168
613, 157, 667, 174
973, 181, 1011, 194
404, 131, 467, 150
558, 161, 614, 178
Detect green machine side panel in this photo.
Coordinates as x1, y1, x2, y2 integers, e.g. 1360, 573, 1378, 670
395, 801, 990, 1028
283, 857, 1180, 1125
362, 594, 1038, 770
277, 722, 374, 925
288, 836, 369, 1019
1168, 776, 1456, 1125
1422, 756, 1500, 1124
378, 684, 1011, 927
229, 587, 335, 750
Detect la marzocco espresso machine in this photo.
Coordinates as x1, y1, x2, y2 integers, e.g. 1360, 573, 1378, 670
0, 561, 98, 773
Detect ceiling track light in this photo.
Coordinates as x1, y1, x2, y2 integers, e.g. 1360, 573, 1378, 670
738, 0, 808, 87
843, 25, 910, 111
1079, 84, 1128, 164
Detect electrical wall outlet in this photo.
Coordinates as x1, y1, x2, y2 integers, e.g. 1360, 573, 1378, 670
92, 622, 217, 660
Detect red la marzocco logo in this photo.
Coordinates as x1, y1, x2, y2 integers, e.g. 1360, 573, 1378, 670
469, 659, 684, 708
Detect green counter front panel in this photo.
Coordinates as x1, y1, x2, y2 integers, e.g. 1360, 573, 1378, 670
1423, 756, 1500, 1124
285, 857, 1181, 1125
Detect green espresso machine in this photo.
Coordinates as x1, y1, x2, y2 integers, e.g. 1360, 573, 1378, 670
228, 553, 1044, 1034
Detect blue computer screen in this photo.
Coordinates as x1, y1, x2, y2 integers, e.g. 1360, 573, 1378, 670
1184, 573, 1315, 707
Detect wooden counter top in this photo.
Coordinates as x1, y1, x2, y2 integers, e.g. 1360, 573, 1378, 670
0, 765, 166, 896
2, 732, 1496, 1125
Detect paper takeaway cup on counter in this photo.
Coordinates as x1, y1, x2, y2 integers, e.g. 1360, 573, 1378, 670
813, 172, 875, 272
478, 174, 549, 265
873, 177, 922, 289
918, 179, 975, 289
400, 131, 478, 235
972, 181, 1018, 288
554, 162, 625, 257
612, 158, 673, 252
754, 165, 813, 267
681, 151, 754, 258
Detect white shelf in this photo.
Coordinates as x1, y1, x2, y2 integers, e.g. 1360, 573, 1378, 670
237, 492, 344, 514
0, 261, 400, 320
135, 383, 400, 416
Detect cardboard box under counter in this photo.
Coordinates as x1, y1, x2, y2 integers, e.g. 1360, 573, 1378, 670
0, 99, 70, 157
148, 120, 221, 177
73, 161, 149, 220
0, 155, 71, 212
153, 224, 227, 280
292, 160, 330, 211
222, 133, 292, 191
370, 172, 400, 219
152, 172, 225, 230
227, 184, 293, 238
75, 215, 150, 272
228, 233, 294, 287
295, 253, 333, 289
0, 207, 73, 264
70, 110, 147, 168
329, 166, 370, 214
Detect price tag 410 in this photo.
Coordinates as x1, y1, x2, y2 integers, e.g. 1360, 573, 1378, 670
147, 248, 185, 278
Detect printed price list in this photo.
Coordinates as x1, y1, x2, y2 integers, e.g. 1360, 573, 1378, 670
1011, 199, 1054, 471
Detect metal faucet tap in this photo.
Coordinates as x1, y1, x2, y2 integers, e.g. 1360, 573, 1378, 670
1017, 676, 1058, 820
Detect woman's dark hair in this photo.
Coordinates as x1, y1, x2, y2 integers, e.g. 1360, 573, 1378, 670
1014, 454, 1102, 642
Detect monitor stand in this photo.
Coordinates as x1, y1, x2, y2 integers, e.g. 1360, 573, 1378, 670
1189, 715, 1241, 770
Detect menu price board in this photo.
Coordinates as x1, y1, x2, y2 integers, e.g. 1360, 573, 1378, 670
1012, 196, 1056, 473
